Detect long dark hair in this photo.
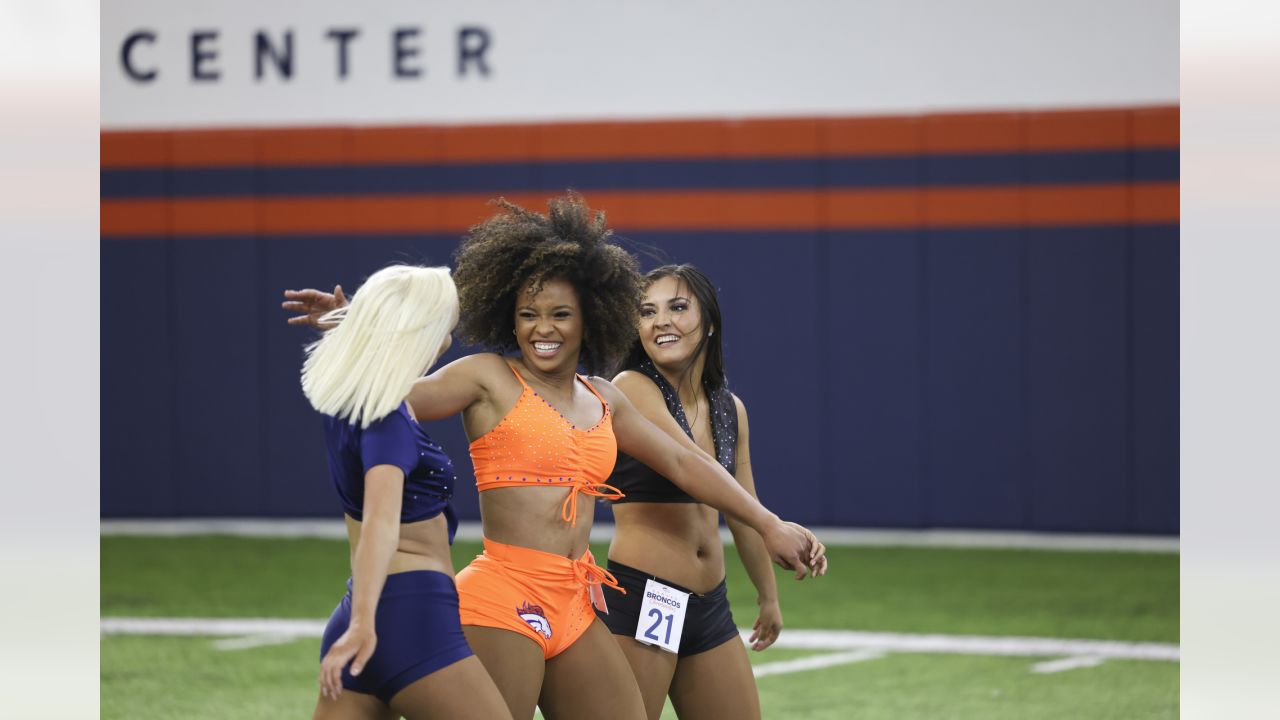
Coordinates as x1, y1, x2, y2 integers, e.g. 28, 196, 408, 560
623, 264, 726, 391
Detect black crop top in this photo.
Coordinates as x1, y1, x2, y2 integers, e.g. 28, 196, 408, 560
610, 359, 738, 503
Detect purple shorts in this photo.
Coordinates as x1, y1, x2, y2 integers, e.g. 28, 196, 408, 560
320, 570, 473, 704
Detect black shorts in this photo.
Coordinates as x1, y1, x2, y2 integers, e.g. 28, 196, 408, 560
597, 559, 740, 658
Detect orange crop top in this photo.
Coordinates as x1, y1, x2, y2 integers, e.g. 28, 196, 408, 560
470, 364, 623, 526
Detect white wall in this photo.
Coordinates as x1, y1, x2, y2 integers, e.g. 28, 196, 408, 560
101, 0, 1178, 129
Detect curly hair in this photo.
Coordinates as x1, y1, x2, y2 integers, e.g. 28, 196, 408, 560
452, 192, 642, 375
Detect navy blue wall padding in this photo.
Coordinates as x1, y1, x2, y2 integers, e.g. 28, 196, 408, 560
825, 232, 925, 527
1131, 227, 1180, 532
101, 227, 1178, 533
1025, 229, 1131, 531
923, 230, 1028, 528
102, 240, 176, 517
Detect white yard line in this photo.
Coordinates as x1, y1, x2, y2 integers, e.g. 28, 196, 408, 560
753, 649, 886, 677
211, 634, 309, 651
100, 519, 1178, 553
102, 617, 327, 636
759, 629, 1179, 661
101, 519, 351, 539
1031, 656, 1109, 674
101, 617, 1179, 666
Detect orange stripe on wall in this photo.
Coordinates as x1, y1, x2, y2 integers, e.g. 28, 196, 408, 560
923, 113, 1024, 153
1133, 107, 1179, 147
101, 131, 169, 168
1023, 185, 1129, 225
1132, 183, 1179, 223
824, 189, 922, 227
173, 198, 260, 234
258, 128, 350, 165
1025, 109, 1129, 150
102, 200, 169, 235
532, 120, 727, 160
170, 130, 259, 166
823, 116, 922, 155
101, 183, 1178, 237
100, 106, 1180, 169
923, 187, 1022, 226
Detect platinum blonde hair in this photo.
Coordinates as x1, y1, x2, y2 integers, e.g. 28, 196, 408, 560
302, 265, 457, 428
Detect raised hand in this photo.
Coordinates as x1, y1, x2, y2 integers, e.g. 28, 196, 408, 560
282, 284, 347, 329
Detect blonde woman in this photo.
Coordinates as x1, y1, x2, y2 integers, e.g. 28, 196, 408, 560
301, 265, 510, 720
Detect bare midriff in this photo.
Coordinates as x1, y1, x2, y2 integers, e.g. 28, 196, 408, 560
479, 486, 596, 559
344, 511, 455, 578
609, 501, 727, 594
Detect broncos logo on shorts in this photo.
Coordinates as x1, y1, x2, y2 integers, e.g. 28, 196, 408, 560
516, 601, 552, 639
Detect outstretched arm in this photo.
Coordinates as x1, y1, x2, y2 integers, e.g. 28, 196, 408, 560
402, 354, 503, 423
602, 377, 820, 578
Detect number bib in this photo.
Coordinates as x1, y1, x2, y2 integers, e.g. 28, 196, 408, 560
633, 578, 690, 654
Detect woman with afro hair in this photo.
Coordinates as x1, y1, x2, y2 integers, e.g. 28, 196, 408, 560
284, 192, 825, 720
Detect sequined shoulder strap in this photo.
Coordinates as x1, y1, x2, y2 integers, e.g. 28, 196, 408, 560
633, 359, 693, 438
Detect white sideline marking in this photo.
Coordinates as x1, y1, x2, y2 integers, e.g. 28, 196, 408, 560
101, 618, 1179, 664
101, 519, 351, 540
212, 634, 306, 651
1031, 656, 1108, 674
755, 629, 1179, 662
100, 519, 1179, 553
753, 649, 885, 678
102, 617, 326, 637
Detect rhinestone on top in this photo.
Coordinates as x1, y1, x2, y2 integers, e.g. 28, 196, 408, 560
635, 357, 736, 472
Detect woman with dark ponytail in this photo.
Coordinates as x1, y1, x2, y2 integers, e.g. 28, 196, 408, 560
599, 264, 828, 720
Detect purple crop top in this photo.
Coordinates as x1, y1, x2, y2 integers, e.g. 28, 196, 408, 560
322, 402, 458, 542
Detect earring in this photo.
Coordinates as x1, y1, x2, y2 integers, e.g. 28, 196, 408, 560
708, 329, 714, 337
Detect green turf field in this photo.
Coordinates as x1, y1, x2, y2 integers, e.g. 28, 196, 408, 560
101, 536, 1178, 719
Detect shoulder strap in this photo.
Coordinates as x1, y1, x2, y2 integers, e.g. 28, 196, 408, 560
631, 359, 693, 438
576, 374, 609, 407
708, 385, 738, 468
507, 361, 531, 390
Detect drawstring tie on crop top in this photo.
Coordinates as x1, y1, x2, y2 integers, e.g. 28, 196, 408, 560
561, 480, 625, 527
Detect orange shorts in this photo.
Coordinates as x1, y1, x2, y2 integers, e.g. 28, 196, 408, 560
456, 537, 623, 659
